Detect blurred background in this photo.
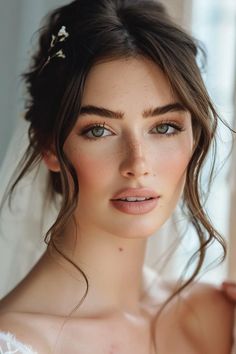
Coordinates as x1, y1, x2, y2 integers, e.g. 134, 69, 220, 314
0, 0, 235, 298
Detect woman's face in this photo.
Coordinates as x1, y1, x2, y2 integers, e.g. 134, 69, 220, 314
63, 56, 193, 238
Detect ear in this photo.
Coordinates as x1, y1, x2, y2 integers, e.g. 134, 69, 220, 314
42, 150, 60, 172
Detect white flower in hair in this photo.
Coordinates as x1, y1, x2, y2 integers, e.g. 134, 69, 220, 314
50, 26, 69, 48
55, 50, 66, 59
50, 35, 56, 48
58, 26, 69, 41
39, 25, 69, 73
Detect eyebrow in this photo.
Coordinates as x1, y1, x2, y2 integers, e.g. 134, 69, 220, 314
79, 102, 187, 120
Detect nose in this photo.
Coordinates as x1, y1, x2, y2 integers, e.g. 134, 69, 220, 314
119, 137, 152, 179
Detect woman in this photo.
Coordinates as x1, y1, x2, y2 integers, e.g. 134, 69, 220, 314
0, 0, 234, 353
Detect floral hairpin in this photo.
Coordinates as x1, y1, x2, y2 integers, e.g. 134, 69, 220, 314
39, 25, 69, 73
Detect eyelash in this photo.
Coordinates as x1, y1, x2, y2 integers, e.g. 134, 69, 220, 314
79, 120, 185, 141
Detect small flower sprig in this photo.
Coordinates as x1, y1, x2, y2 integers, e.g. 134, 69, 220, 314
38, 25, 69, 74
50, 25, 69, 48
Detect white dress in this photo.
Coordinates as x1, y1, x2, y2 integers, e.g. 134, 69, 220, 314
0, 332, 37, 354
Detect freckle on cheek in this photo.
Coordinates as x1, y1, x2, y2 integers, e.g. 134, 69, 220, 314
118, 247, 123, 252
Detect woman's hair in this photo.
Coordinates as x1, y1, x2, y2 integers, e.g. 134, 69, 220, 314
1, 0, 226, 349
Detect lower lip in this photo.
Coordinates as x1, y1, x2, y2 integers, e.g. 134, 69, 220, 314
110, 198, 159, 215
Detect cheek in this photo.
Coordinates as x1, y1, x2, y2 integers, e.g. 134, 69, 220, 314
163, 153, 189, 178
155, 144, 191, 192
70, 150, 113, 188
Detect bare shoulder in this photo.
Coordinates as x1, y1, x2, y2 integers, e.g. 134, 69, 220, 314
0, 311, 52, 353
178, 282, 234, 353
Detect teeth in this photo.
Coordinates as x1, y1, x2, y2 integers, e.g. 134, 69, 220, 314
120, 197, 151, 202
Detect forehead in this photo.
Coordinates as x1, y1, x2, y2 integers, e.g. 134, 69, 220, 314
81, 56, 177, 106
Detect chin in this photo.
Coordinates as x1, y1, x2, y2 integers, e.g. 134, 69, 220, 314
113, 219, 163, 239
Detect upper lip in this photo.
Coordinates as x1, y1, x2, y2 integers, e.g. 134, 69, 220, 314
111, 188, 160, 200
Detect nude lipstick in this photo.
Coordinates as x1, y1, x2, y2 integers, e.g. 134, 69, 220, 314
110, 188, 160, 215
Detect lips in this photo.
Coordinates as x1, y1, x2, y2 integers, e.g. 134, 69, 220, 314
111, 188, 160, 201
110, 188, 160, 215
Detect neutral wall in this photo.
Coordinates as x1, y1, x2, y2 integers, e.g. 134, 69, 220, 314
0, 1, 22, 166
0, 0, 69, 167
165, 0, 192, 29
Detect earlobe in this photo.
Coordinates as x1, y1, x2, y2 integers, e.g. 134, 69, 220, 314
42, 151, 60, 172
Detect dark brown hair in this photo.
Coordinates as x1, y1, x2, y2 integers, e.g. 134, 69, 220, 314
1, 0, 227, 351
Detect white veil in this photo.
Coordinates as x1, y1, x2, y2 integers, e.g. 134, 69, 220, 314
0, 119, 60, 298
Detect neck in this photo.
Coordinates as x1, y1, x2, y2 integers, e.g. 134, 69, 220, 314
47, 219, 148, 316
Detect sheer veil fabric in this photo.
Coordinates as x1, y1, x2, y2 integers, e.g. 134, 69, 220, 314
0, 120, 59, 297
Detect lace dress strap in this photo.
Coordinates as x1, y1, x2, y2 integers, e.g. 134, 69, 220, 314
0, 331, 37, 354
